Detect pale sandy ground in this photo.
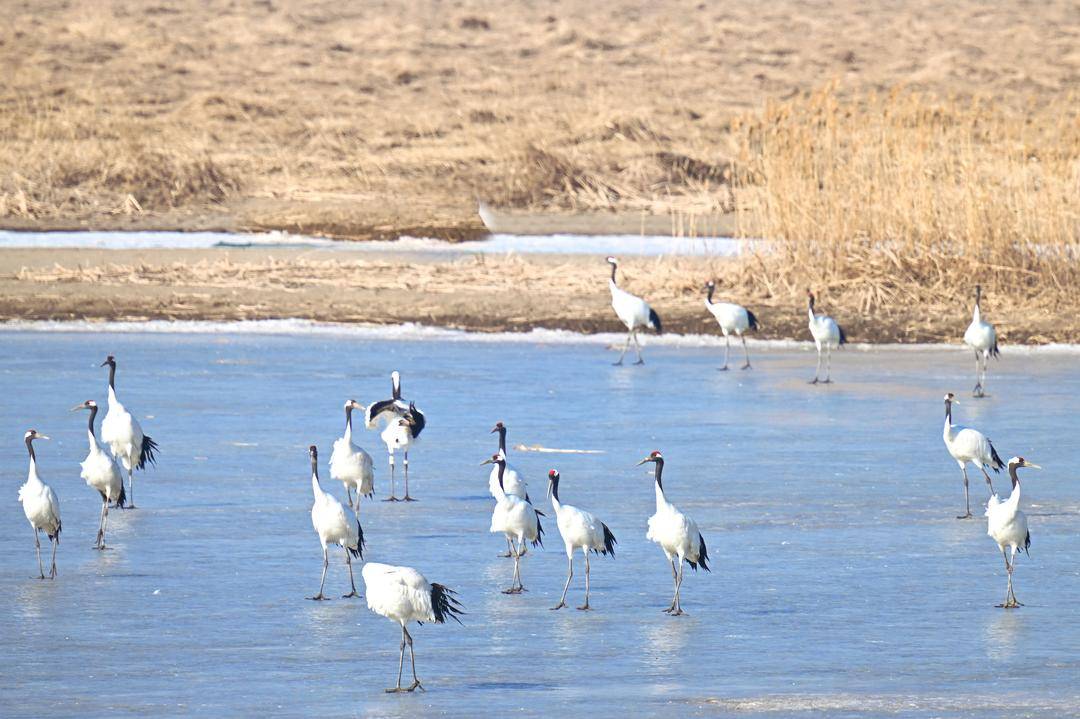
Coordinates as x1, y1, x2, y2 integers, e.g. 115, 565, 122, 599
4, 247, 1075, 344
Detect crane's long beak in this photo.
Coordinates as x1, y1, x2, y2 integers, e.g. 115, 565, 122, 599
490, 427, 498, 434
69, 403, 85, 412
1027, 462, 1042, 469
37, 435, 50, 440
480, 458, 494, 466
100, 359, 110, 367
635, 457, 650, 466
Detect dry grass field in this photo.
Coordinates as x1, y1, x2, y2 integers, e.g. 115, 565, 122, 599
0, 0, 1078, 339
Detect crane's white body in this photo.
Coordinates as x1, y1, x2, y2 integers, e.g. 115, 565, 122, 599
362, 562, 462, 692
329, 405, 374, 510
488, 457, 543, 593
363, 562, 438, 625
19, 435, 61, 579
80, 427, 124, 505
366, 372, 424, 501
964, 290, 999, 397
807, 297, 845, 383
705, 282, 758, 369
642, 454, 708, 616
309, 452, 362, 599
942, 395, 1002, 518
101, 387, 144, 474
77, 404, 125, 549
607, 258, 661, 365
549, 472, 615, 610
984, 458, 1038, 608
647, 485, 706, 574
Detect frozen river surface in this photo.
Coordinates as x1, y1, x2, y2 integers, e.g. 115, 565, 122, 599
0, 328, 1078, 717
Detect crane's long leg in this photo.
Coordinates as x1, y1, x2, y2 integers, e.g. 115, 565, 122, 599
127, 464, 137, 509
957, 467, 973, 519
578, 552, 592, 610
501, 537, 514, 558
613, 331, 632, 365
384, 451, 398, 501
95, 498, 107, 549
48, 536, 58, 579
823, 345, 833, 383
552, 553, 572, 610
670, 561, 686, 616
973, 350, 983, 397
720, 335, 730, 370
387, 624, 407, 692
663, 559, 678, 613
980, 353, 990, 396
810, 347, 822, 384
33, 527, 44, 580
342, 547, 359, 598
504, 539, 525, 594
308, 547, 329, 600
405, 628, 422, 691
346, 486, 354, 507
741, 335, 752, 370
631, 330, 645, 365
1005, 546, 1022, 608
979, 464, 995, 496
403, 450, 416, 501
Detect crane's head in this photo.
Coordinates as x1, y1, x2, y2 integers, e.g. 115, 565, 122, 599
706, 280, 716, 290
344, 399, 362, 410
24, 429, 49, 442
636, 450, 663, 466
100, 355, 116, 368
606, 256, 617, 266
806, 289, 815, 308
490, 421, 505, 434
1008, 456, 1041, 470
71, 399, 97, 412
480, 453, 505, 467
944, 392, 957, 404
308, 445, 318, 460
548, 469, 560, 481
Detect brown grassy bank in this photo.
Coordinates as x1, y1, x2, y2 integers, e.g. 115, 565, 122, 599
0, 1, 1077, 338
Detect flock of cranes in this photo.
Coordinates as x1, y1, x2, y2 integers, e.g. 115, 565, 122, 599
13, 262, 1045, 692
607, 257, 999, 396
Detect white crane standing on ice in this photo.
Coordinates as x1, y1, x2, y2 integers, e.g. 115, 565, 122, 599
606, 256, 662, 365
942, 393, 1004, 519
963, 285, 1000, 398
482, 454, 544, 594
307, 445, 365, 600
547, 469, 616, 611
806, 290, 846, 384
362, 562, 464, 693
100, 355, 158, 508
72, 400, 125, 549
18, 429, 61, 579
637, 451, 709, 616
985, 456, 1040, 608
366, 371, 426, 501
704, 280, 759, 370
329, 399, 375, 511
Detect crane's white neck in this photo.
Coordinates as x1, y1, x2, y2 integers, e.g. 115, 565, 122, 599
107, 385, 118, 406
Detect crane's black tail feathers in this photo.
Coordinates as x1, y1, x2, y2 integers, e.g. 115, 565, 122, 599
137, 435, 159, 470
348, 520, 365, 559
430, 583, 465, 624
687, 533, 710, 572
49, 519, 62, 543
989, 442, 1005, 472
648, 308, 663, 334
1023, 531, 1031, 555
598, 522, 617, 557
115, 480, 127, 509
837, 325, 848, 346
746, 309, 760, 331
531, 509, 546, 548
990, 340, 1001, 359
